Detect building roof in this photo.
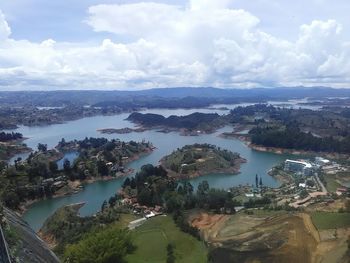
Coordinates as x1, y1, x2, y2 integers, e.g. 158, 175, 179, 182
285, 159, 313, 168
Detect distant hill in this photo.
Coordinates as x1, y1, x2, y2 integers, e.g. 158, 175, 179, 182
1, 86, 350, 107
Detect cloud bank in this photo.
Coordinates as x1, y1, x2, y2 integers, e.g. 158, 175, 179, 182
0, 0, 349, 90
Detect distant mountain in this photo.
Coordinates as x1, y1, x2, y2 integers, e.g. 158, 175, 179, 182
1, 86, 350, 107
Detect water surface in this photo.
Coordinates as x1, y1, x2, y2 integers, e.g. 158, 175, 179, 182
8, 108, 290, 231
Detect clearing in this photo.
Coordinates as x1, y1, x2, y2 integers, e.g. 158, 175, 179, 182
126, 215, 207, 263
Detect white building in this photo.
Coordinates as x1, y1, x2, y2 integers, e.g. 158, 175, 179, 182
315, 157, 330, 166
284, 159, 313, 176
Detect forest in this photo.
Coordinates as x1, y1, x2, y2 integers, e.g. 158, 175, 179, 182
127, 112, 225, 131
249, 126, 350, 153
0, 132, 23, 142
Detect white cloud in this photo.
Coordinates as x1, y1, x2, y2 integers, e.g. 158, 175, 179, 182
0, 10, 11, 40
0, 1, 350, 90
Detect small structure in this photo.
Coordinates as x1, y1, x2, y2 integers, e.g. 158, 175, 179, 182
315, 157, 330, 166
284, 159, 313, 176
145, 211, 156, 219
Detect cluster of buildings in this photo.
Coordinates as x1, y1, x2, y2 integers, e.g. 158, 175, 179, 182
284, 157, 331, 176
41, 175, 68, 190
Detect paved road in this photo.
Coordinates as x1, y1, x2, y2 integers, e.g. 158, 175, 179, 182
0, 225, 12, 263
314, 173, 328, 193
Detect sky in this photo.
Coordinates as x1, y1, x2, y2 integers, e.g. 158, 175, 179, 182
0, 0, 349, 90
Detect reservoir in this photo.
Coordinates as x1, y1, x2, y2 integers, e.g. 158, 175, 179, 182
12, 108, 289, 231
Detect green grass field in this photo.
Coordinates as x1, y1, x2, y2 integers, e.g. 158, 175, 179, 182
311, 212, 350, 230
126, 215, 207, 263
324, 175, 341, 192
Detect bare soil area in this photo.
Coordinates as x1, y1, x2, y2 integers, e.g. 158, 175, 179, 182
191, 211, 349, 263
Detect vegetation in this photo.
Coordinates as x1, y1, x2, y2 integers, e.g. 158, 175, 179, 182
0, 132, 23, 142
0, 138, 152, 210
311, 212, 350, 230
127, 112, 225, 132
40, 203, 124, 255
250, 126, 350, 153
161, 144, 244, 178
0, 142, 29, 161
226, 103, 350, 154
122, 164, 239, 213
126, 216, 207, 263
64, 226, 133, 263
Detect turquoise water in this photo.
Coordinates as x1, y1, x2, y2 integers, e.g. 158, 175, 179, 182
9, 109, 289, 231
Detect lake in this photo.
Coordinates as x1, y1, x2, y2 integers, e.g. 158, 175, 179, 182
9, 108, 291, 231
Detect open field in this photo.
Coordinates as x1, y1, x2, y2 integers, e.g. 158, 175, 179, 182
324, 175, 342, 192
126, 215, 207, 263
191, 211, 348, 263
311, 212, 350, 230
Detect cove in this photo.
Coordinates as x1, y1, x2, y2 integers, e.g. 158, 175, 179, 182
11, 108, 290, 231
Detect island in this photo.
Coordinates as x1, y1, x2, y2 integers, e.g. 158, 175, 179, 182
97, 127, 147, 134
126, 112, 226, 135
160, 144, 246, 179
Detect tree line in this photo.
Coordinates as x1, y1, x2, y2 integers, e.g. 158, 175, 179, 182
250, 126, 350, 153
0, 132, 23, 142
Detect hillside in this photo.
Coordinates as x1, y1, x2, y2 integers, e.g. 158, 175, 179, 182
1, 207, 59, 263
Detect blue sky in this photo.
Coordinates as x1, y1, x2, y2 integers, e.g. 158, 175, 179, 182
0, 0, 349, 90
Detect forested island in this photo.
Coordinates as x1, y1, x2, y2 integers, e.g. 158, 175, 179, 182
127, 112, 225, 134
160, 144, 245, 178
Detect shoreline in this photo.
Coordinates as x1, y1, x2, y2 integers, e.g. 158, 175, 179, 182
18, 147, 155, 217
0, 138, 32, 162
159, 157, 246, 180
221, 132, 350, 160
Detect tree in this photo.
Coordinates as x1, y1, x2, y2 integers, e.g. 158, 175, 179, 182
37, 143, 48, 152
306, 180, 315, 187
130, 178, 136, 189
97, 161, 109, 176
63, 227, 134, 263
183, 181, 194, 195
49, 161, 58, 173
299, 189, 309, 199
197, 181, 209, 196
101, 200, 107, 211
63, 159, 71, 173
122, 178, 131, 188
167, 243, 175, 263
108, 195, 118, 207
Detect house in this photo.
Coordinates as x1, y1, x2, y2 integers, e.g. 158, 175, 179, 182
284, 159, 314, 176
299, 183, 306, 188
52, 181, 66, 189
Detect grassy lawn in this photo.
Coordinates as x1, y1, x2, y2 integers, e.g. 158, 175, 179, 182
126, 215, 207, 263
117, 213, 141, 228
311, 212, 350, 230
324, 175, 341, 192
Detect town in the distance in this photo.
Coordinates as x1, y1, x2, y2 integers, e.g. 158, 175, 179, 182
0, 87, 349, 263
